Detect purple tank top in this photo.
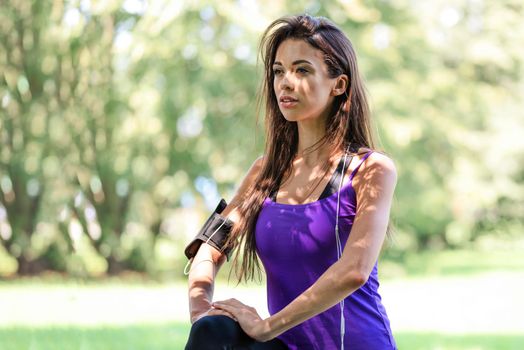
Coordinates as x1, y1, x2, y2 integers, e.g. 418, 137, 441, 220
255, 151, 397, 350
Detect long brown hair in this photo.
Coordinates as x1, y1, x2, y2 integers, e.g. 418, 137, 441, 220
224, 14, 378, 284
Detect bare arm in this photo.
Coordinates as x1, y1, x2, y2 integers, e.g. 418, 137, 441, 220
188, 242, 227, 323
187, 156, 265, 323
212, 152, 397, 340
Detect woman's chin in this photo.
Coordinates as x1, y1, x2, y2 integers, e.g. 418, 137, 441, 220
280, 113, 298, 122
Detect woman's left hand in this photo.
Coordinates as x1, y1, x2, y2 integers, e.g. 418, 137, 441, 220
209, 298, 273, 342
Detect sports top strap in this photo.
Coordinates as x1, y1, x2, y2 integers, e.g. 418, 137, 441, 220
349, 151, 374, 181
315, 152, 353, 200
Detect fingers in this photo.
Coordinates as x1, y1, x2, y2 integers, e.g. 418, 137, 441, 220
211, 298, 258, 321
215, 298, 242, 305
192, 306, 237, 324
207, 308, 237, 321
211, 301, 234, 315
212, 298, 245, 309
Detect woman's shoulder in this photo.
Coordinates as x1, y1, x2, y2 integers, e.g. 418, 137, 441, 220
241, 156, 265, 183
353, 148, 397, 185
252, 155, 265, 169
221, 155, 265, 218
353, 146, 394, 166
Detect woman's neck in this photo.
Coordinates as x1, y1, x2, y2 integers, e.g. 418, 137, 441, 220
295, 115, 339, 166
295, 139, 339, 167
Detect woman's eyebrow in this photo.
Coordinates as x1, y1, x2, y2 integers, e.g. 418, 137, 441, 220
273, 59, 313, 66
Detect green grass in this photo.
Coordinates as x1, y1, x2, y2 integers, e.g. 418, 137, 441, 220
1, 247, 523, 349
380, 247, 524, 279
0, 323, 185, 350
1, 323, 522, 350
395, 332, 524, 350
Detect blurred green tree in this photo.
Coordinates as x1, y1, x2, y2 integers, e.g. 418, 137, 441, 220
0, 1, 63, 274
0, 0, 522, 278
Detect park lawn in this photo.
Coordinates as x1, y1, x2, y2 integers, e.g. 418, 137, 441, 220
0, 323, 523, 350
1, 247, 523, 349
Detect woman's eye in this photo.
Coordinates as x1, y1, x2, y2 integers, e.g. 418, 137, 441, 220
273, 68, 308, 75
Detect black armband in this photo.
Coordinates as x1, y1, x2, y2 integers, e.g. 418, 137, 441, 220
184, 198, 234, 261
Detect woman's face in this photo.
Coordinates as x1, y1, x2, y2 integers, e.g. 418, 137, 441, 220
273, 39, 341, 124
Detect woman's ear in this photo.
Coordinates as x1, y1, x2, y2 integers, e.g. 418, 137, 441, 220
332, 74, 349, 96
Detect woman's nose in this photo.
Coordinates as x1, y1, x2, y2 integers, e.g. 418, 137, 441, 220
280, 79, 293, 91
279, 72, 294, 90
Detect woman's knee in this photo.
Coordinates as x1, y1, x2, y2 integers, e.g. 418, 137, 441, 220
193, 315, 238, 335
185, 315, 245, 350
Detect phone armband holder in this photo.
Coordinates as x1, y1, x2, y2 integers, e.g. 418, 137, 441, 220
184, 198, 234, 265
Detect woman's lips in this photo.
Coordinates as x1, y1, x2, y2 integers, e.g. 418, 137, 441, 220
280, 100, 298, 108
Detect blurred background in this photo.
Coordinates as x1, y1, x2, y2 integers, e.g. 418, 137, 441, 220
0, 0, 523, 349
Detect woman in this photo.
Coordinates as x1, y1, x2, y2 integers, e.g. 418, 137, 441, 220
184, 14, 397, 350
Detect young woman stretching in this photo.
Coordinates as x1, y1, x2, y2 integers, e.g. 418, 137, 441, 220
184, 13, 398, 350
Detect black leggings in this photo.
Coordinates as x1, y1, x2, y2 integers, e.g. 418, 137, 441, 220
185, 315, 289, 350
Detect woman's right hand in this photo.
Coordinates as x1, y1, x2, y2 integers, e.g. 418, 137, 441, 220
192, 305, 238, 324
